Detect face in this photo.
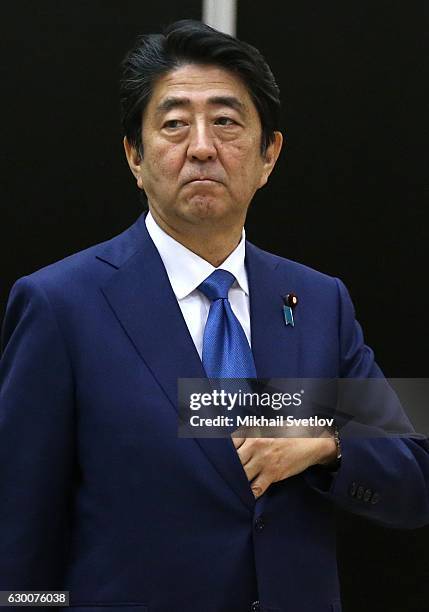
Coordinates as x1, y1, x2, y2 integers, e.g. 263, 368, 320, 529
124, 63, 282, 233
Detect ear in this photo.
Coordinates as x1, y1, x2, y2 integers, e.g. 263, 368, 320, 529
258, 131, 284, 189
123, 136, 144, 189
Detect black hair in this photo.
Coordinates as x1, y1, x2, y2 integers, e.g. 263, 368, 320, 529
120, 19, 280, 156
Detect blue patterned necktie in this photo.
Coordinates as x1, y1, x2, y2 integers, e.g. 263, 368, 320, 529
198, 269, 257, 378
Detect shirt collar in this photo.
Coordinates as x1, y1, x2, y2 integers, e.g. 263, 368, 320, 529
145, 210, 249, 300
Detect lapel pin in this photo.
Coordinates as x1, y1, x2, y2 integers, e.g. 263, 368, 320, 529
282, 293, 298, 327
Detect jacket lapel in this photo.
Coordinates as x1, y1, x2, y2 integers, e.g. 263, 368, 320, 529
98, 215, 255, 511
246, 241, 301, 379
99, 217, 205, 409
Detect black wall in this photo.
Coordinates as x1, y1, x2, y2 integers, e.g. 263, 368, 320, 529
1, 2, 428, 611
239, 1, 428, 379
1, 0, 202, 316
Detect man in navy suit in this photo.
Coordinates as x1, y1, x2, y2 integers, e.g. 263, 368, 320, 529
1, 20, 428, 612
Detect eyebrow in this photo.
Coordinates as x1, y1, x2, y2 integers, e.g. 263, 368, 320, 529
155, 95, 245, 115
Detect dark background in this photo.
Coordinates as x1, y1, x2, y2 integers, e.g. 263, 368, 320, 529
1, 1, 427, 610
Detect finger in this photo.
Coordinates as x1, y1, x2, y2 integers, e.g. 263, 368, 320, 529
235, 441, 255, 467
250, 474, 271, 499
231, 436, 246, 450
242, 459, 261, 483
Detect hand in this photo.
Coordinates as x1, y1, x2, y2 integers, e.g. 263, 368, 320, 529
231, 435, 337, 498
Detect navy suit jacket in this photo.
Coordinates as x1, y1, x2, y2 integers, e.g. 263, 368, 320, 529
1, 213, 428, 612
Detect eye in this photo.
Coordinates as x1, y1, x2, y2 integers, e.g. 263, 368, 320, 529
162, 119, 187, 129
215, 116, 236, 126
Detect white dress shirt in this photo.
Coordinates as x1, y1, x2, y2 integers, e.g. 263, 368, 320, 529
145, 211, 251, 360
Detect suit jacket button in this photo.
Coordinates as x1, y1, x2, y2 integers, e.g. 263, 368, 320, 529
251, 602, 261, 612
356, 486, 365, 500
364, 488, 372, 502
255, 517, 265, 531
371, 492, 381, 504
349, 482, 357, 497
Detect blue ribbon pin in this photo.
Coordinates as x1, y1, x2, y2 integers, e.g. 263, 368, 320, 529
282, 293, 298, 327
283, 305, 294, 327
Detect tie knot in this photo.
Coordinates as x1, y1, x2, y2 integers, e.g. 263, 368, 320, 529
198, 269, 236, 301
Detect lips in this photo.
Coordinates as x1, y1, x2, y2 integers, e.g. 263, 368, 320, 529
184, 177, 222, 185
187, 177, 218, 182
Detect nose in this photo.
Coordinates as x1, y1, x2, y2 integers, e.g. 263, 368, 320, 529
187, 123, 217, 162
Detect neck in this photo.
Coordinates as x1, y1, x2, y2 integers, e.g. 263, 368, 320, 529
149, 209, 244, 267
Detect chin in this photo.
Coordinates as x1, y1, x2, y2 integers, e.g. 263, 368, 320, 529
184, 196, 230, 221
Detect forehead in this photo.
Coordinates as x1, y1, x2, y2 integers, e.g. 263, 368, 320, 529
146, 63, 257, 116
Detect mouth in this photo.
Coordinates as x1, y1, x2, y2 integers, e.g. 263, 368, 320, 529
184, 175, 223, 184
